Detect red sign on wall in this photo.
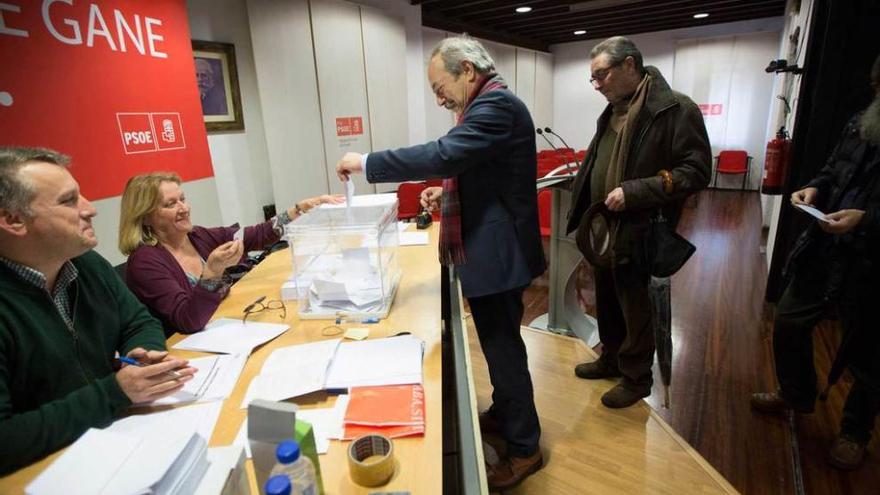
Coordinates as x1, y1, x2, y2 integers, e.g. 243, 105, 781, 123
698, 103, 724, 116
0, 0, 213, 200
336, 116, 364, 137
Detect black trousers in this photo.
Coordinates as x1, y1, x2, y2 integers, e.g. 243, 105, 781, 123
774, 274, 880, 443
468, 285, 541, 458
593, 262, 655, 390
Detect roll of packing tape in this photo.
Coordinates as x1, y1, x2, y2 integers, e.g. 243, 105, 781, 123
348, 434, 395, 487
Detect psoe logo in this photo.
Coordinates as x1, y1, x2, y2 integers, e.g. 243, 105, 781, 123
117, 113, 186, 154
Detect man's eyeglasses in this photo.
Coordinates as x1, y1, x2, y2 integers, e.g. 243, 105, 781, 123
589, 60, 624, 86
242, 295, 287, 323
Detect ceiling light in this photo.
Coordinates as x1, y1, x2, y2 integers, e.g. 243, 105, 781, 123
515, 6, 532, 13
693, 13, 709, 19
574, 30, 587, 35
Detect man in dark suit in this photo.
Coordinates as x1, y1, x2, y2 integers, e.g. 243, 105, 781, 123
336, 35, 546, 490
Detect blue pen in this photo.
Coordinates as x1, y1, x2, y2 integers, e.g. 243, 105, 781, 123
334, 316, 380, 325
118, 356, 183, 379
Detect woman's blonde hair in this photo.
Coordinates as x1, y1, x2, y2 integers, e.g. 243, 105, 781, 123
118, 172, 182, 256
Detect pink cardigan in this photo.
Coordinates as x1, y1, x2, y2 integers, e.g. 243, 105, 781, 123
125, 222, 279, 335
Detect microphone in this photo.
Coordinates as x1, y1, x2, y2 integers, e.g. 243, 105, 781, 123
544, 127, 574, 151
544, 127, 578, 174
535, 128, 558, 150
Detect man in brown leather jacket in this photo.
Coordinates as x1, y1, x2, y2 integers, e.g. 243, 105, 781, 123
566, 36, 711, 408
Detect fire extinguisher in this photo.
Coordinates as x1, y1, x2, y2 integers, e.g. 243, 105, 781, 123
762, 126, 791, 195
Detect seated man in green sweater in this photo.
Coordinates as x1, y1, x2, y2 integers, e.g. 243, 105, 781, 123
0, 147, 197, 474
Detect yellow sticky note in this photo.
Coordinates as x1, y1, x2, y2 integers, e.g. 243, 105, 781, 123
344, 327, 370, 340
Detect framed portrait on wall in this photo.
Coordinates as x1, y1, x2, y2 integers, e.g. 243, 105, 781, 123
192, 40, 244, 132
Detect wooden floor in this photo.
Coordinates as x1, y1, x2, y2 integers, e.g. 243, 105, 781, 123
516, 189, 880, 495
468, 325, 738, 494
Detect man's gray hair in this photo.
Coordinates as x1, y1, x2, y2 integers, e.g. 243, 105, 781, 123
0, 147, 70, 217
590, 36, 645, 74
431, 35, 496, 77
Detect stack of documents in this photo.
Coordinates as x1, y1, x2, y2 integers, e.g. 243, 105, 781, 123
342, 384, 425, 439
241, 335, 424, 408
27, 423, 208, 495
172, 318, 288, 355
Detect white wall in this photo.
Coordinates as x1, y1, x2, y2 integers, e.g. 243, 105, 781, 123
420, 28, 555, 149
551, 17, 785, 152
672, 31, 781, 190
188, 0, 274, 228
764, 0, 817, 267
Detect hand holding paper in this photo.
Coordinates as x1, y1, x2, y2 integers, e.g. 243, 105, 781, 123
795, 203, 830, 223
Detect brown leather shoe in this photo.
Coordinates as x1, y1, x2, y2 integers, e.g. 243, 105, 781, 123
479, 410, 501, 435
828, 434, 867, 470
750, 391, 814, 414
487, 450, 543, 491
601, 383, 650, 408
574, 359, 622, 379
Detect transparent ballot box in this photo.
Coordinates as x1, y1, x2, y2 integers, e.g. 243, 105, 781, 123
283, 199, 401, 320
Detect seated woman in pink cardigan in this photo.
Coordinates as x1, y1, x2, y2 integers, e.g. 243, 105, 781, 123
119, 172, 342, 335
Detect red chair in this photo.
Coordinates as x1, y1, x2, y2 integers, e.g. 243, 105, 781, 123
712, 150, 752, 190
538, 189, 552, 237
396, 182, 427, 220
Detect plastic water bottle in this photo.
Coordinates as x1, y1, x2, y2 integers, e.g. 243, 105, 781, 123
268, 440, 317, 495
264, 475, 292, 495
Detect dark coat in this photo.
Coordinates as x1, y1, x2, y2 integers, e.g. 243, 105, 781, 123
785, 111, 880, 289
566, 66, 711, 260
364, 88, 546, 298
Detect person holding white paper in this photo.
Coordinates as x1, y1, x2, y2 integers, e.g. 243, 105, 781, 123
118, 172, 342, 335
752, 55, 880, 471
0, 147, 197, 474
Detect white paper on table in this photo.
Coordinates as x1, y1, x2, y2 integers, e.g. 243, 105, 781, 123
240, 339, 341, 408
795, 203, 830, 222
262, 339, 341, 374
297, 394, 350, 452
193, 445, 245, 495
26, 428, 138, 495
397, 221, 411, 233
172, 318, 288, 355
399, 231, 429, 246
100, 422, 205, 495
324, 335, 424, 389
320, 193, 397, 209
150, 354, 247, 406
240, 364, 328, 409
234, 395, 349, 456
109, 401, 224, 446
28, 420, 206, 495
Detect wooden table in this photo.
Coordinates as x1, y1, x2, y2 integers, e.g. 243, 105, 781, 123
0, 225, 443, 494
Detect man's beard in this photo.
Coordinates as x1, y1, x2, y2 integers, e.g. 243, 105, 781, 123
859, 95, 880, 145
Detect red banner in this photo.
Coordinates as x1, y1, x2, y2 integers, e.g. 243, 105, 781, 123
0, 0, 213, 200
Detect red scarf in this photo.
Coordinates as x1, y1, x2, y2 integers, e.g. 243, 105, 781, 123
440, 74, 508, 265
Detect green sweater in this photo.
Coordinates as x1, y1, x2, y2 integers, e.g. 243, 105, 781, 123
0, 250, 167, 474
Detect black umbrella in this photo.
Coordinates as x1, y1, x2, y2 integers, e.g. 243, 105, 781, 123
649, 276, 673, 408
